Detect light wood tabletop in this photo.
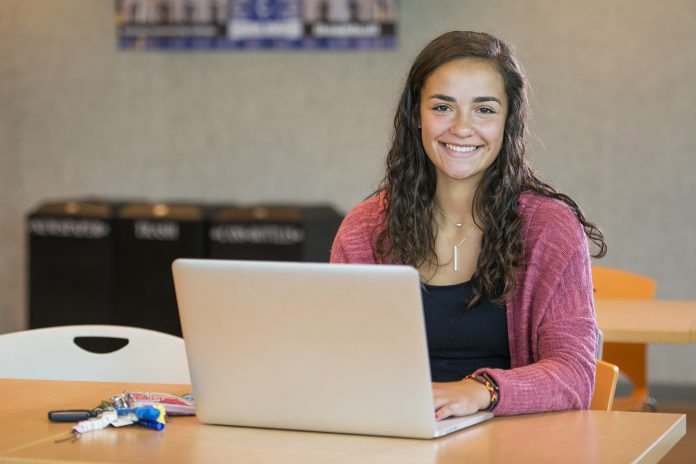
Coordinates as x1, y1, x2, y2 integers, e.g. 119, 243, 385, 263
0, 378, 686, 464
595, 299, 696, 344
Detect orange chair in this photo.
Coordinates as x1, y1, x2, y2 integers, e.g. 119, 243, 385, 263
592, 266, 657, 411
590, 359, 620, 411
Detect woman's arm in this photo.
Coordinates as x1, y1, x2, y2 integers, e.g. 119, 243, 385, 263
476, 198, 598, 416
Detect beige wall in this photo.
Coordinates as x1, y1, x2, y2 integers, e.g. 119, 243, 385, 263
1, 0, 695, 383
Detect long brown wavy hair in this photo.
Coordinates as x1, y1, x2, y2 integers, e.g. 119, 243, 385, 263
374, 31, 606, 307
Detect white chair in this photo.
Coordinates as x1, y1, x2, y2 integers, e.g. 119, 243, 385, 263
0, 325, 191, 384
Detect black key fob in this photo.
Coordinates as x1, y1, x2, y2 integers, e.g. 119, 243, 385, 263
48, 409, 95, 422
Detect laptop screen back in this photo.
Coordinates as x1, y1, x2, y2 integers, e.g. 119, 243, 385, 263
173, 259, 441, 438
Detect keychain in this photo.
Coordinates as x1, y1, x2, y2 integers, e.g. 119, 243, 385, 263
50, 391, 173, 443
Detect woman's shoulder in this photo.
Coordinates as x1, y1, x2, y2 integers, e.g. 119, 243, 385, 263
330, 193, 385, 264
342, 193, 386, 230
519, 190, 581, 226
518, 190, 586, 248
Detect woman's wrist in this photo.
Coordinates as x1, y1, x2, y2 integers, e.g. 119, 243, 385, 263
465, 372, 500, 411
464, 378, 492, 410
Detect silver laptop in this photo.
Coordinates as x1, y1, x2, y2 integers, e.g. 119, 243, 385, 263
172, 259, 493, 439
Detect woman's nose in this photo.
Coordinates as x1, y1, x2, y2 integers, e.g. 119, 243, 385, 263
450, 113, 474, 137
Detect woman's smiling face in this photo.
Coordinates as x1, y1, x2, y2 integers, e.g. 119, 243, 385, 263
419, 58, 508, 188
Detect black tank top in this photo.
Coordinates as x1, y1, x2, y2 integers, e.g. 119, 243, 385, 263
422, 281, 511, 382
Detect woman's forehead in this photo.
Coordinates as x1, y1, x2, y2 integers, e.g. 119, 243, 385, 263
422, 59, 507, 101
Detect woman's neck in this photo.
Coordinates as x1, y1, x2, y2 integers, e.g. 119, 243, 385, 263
433, 183, 477, 228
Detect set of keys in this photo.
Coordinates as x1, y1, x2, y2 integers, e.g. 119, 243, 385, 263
49, 392, 167, 442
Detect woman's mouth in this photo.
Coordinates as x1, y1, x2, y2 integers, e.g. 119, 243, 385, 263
442, 142, 480, 154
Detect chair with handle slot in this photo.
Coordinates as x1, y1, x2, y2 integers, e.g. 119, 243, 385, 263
0, 325, 190, 384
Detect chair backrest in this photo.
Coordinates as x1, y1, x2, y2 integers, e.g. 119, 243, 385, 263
592, 266, 656, 360
0, 325, 191, 384
591, 266, 657, 299
590, 359, 620, 411
591, 266, 656, 411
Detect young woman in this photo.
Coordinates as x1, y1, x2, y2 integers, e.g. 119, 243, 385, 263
331, 31, 606, 418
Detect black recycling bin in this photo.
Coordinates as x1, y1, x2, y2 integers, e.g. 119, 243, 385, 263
28, 201, 115, 328
113, 203, 206, 336
207, 205, 343, 262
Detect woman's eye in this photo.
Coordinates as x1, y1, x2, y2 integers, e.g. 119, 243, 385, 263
433, 104, 450, 112
477, 107, 495, 114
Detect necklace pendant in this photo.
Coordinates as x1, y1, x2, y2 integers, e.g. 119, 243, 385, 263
453, 246, 459, 272
455, 223, 463, 227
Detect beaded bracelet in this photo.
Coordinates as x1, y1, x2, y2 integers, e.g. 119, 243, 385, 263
465, 372, 499, 411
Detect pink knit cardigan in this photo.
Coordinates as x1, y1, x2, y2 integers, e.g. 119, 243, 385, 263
330, 191, 598, 416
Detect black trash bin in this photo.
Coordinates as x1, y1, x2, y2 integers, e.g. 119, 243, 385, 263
28, 200, 115, 328
113, 202, 206, 336
207, 205, 343, 262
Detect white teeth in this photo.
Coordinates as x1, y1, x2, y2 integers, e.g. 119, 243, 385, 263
444, 143, 477, 153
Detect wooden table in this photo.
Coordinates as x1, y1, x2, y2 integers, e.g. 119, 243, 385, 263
594, 299, 696, 412
0, 379, 686, 464
595, 299, 696, 344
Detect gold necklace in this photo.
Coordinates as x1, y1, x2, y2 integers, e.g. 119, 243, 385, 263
434, 203, 465, 227
433, 204, 475, 271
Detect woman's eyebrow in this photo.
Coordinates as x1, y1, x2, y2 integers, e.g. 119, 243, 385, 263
473, 96, 502, 104
427, 93, 456, 102
427, 94, 502, 105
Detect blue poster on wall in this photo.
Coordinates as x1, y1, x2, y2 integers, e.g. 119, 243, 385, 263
115, 0, 397, 50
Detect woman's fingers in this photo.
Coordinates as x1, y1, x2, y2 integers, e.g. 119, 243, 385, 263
432, 382, 450, 409
435, 399, 478, 420
435, 403, 454, 421
432, 379, 491, 420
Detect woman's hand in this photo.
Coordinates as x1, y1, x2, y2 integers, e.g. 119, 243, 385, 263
433, 378, 491, 420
